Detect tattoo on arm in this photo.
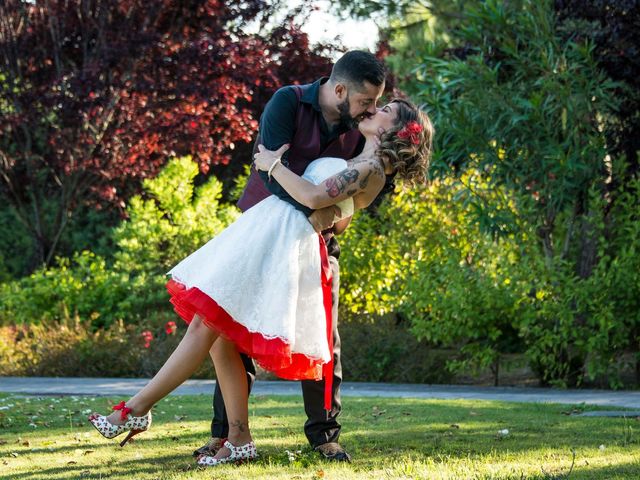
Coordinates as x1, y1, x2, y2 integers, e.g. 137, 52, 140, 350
325, 169, 360, 198
371, 160, 385, 178
359, 170, 372, 189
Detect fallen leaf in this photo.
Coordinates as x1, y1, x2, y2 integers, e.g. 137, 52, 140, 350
82, 450, 95, 455
22, 440, 30, 447
67, 461, 78, 465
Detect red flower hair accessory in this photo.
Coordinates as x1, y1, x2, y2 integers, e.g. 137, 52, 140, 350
397, 121, 422, 145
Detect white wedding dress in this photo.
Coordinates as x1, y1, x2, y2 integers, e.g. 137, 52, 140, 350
166, 157, 353, 381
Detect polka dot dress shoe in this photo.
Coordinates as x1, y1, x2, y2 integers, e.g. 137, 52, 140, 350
197, 440, 258, 466
88, 401, 152, 447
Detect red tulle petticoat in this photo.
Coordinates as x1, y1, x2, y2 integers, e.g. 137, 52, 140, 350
166, 235, 334, 409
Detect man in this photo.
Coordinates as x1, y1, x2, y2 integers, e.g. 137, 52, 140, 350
194, 50, 386, 462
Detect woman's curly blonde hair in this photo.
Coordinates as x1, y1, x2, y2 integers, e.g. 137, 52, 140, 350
375, 99, 434, 185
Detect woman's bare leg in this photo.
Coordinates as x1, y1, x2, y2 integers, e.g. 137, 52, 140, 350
211, 337, 252, 458
106, 314, 218, 423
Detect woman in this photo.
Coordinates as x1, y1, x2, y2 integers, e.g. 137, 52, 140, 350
88, 98, 433, 467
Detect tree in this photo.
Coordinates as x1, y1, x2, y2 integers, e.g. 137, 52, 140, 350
208, 6, 339, 192
554, 0, 640, 177
0, 0, 337, 273
337, 0, 639, 386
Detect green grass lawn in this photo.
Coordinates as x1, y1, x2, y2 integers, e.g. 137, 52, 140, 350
0, 392, 638, 479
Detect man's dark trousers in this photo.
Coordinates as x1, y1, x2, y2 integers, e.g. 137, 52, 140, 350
210, 255, 342, 448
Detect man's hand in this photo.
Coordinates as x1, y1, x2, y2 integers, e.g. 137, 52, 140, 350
254, 144, 289, 171
308, 206, 337, 233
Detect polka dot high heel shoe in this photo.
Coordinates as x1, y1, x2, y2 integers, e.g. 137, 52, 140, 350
196, 439, 258, 466
88, 401, 152, 447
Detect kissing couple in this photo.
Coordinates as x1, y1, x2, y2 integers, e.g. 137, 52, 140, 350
88, 50, 433, 467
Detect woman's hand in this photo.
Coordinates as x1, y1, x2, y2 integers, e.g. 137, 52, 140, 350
254, 144, 289, 171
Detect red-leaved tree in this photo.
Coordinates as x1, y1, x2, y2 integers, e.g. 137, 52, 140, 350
0, 0, 338, 271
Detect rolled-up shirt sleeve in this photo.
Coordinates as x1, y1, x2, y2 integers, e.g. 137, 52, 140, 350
256, 87, 314, 216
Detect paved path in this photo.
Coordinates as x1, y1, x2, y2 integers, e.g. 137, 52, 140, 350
1, 376, 639, 409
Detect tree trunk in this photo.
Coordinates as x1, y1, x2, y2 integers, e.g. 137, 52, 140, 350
491, 355, 500, 387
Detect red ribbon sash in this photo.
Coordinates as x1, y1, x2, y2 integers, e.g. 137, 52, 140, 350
318, 235, 334, 412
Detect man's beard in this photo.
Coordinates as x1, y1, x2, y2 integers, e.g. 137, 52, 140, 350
337, 96, 359, 130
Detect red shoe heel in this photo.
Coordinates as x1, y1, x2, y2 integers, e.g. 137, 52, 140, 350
120, 428, 145, 447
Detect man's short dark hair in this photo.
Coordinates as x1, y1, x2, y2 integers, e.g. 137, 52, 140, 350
330, 50, 386, 90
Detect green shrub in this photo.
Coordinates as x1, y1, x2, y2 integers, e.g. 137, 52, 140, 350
108, 155, 240, 322
0, 311, 213, 378
340, 171, 640, 387
0, 309, 453, 383
0, 318, 140, 377
519, 179, 640, 387
0, 251, 129, 328
340, 313, 454, 384
0, 156, 239, 329
341, 172, 531, 384
112, 155, 240, 276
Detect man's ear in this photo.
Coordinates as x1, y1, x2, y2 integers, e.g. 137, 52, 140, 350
334, 82, 347, 100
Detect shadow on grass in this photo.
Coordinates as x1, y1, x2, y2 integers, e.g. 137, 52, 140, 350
1, 395, 638, 479
524, 457, 640, 480
2, 453, 195, 480
3, 449, 639, 480
335, 398, 640, 469
2, 440, 322, 480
